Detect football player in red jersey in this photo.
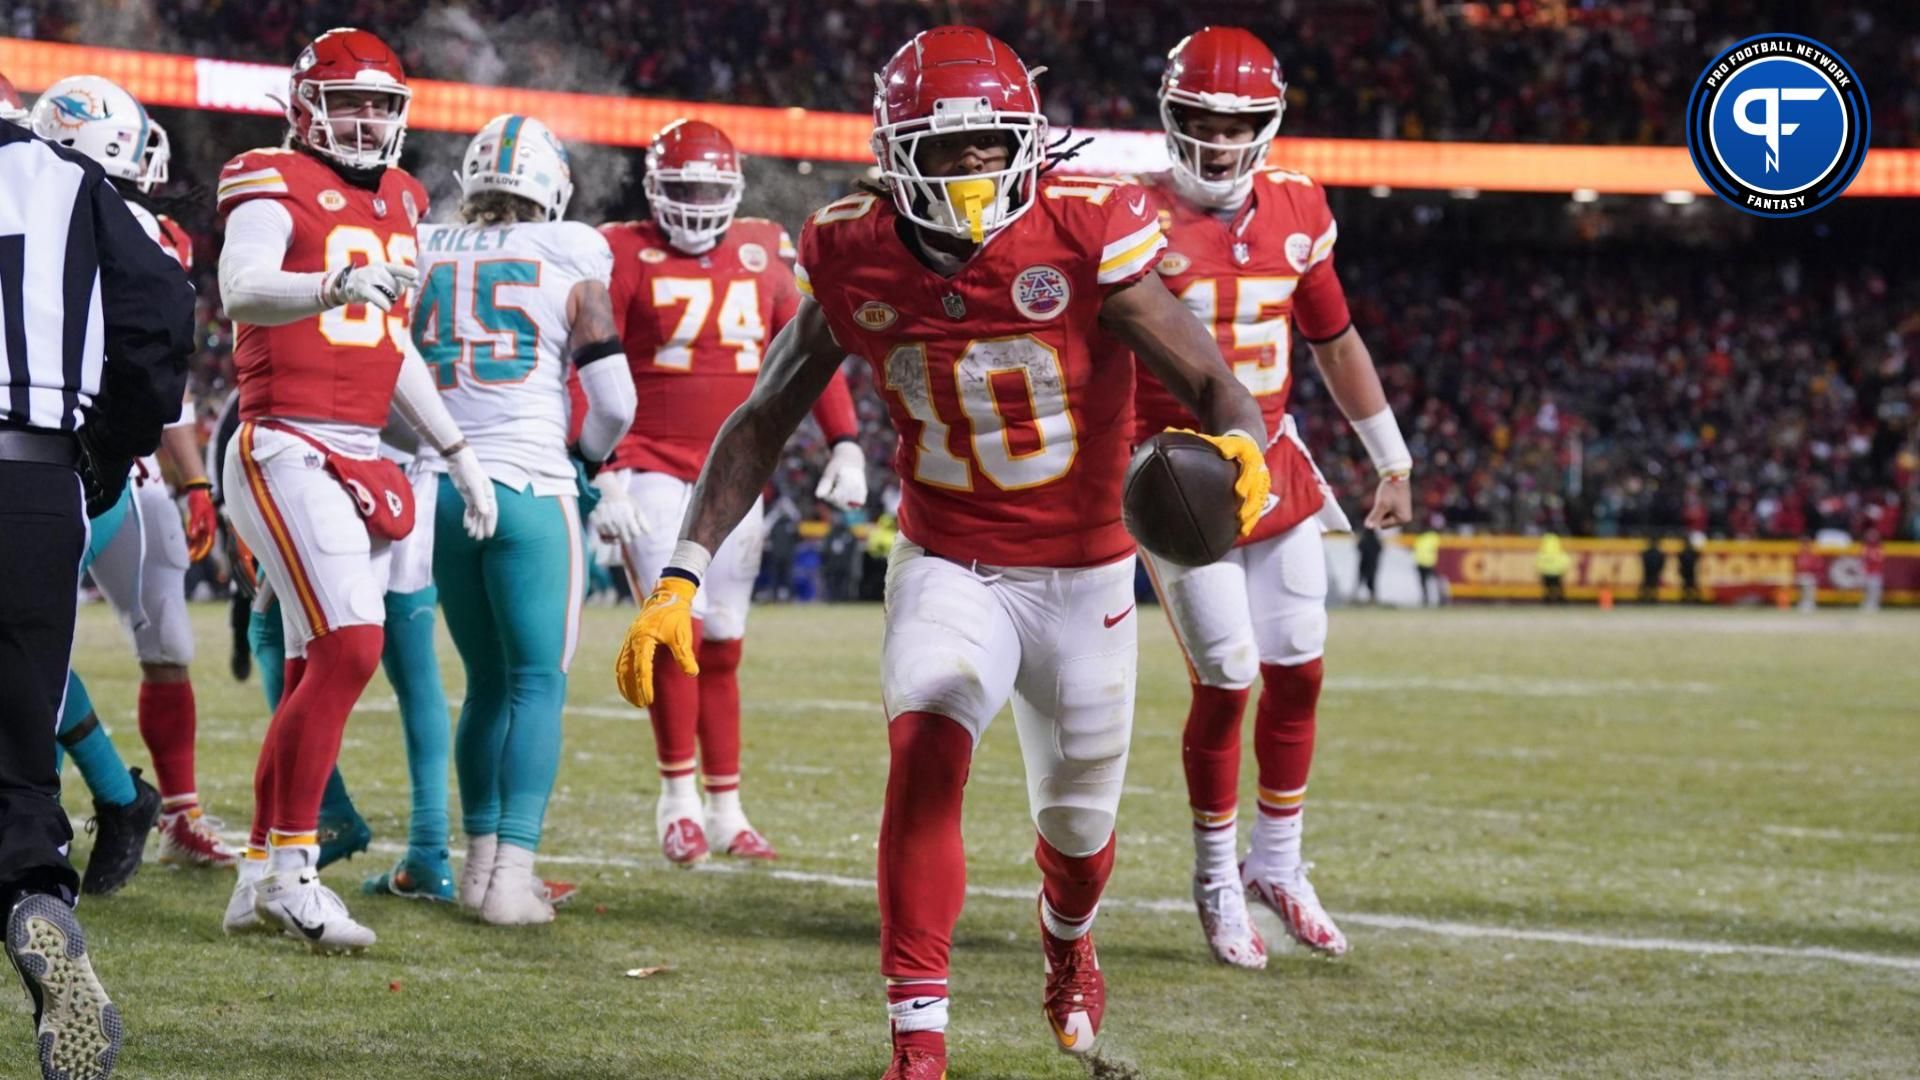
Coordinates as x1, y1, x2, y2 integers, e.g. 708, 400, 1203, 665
1134, 27, 1414, 966
214, 27, 497, 953
615, 27, 1269, 1077
598, 119, 867, 865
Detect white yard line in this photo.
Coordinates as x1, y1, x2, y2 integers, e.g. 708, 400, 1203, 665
343, 841, 1920, 973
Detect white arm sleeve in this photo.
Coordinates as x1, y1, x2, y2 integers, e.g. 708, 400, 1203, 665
390, 333, 467, 454
217, 199, 331, 326
574, 353, 636, 463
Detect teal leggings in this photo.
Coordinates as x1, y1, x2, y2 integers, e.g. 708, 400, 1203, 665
435, 476, 577, 851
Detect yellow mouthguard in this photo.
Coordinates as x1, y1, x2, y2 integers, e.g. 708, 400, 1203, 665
946, 178, 996, 243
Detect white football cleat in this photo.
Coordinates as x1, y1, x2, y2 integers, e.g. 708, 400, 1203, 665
478, 844, 555, 927
460, 834, 498, 911
1193, 875, 1268, 969
222, 858, 272, 935
253, 867, 377, 954
657, 794, 709, 866
1243, 861, 1348, 957
157, 809, 239, 868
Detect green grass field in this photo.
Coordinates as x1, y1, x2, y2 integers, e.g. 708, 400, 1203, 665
13, 602, 1919, 1079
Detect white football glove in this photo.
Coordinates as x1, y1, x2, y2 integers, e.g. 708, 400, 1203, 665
445, 445, 498, 540
814, 439, 868, 511
324, 261, 419, 313
587, 470, 650, 545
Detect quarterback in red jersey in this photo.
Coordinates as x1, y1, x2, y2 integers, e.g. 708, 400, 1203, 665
1134, 27, 1414, 967
615, 27, 1268, 1078
215, 27, 497, 953
598, 119, 865, 866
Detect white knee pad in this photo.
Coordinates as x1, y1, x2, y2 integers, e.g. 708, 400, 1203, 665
1035, 806, 1115, 860
1246, 523, 1329, 667
880, 546, 1019, 740
1146, 552, 1258, 689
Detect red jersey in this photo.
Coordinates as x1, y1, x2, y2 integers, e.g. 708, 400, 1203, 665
797, 178, 1166, 568
601, 218, 856, 480
1132, 168, 1351, 543
157, 214, 192, 270
216, 148, 428, 428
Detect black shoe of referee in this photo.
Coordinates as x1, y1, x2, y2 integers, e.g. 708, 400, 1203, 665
79, 770, 160, 897
7, 892, 122, 1080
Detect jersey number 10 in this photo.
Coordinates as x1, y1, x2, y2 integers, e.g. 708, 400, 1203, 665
413, 259, 541, 388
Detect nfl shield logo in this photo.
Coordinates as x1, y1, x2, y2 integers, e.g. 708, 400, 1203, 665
942, 293, 966, 320
372, 197, 388, 219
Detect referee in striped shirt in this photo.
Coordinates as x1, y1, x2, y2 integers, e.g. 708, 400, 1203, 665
1, 103, 191, 1080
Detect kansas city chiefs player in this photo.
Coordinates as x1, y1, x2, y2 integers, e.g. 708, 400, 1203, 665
615, 27, 1268, 1078
598, 119, 867, 866
1136, 27, 1414, 966
215, 27, 496, 953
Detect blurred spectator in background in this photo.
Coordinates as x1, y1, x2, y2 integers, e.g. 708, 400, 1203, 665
1537, 533, 1571, 603
1639, 535, 1665, 604
1795, 539, 1822, 612
1413, 528, 1442, 607
1356, 527, 1382, 605
1861, 530, 1885, 612
1678, 532, 1703, 603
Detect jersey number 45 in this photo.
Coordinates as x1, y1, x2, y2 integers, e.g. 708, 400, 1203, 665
413, 259, 540, 387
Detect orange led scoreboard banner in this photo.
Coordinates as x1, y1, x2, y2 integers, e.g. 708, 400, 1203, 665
1408, 535, 1920, 606
6, 36, 1919, 196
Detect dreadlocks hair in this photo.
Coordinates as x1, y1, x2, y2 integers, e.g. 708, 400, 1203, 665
459, 189, 547, 226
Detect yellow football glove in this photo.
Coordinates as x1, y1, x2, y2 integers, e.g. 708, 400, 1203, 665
1170, 428, 1272, 537
613, 575, 700, 708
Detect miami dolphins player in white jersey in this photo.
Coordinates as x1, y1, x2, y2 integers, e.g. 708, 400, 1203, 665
412, 115, 639, 924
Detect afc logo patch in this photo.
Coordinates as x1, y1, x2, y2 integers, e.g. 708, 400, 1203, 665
738, 243, 769, 273
1284, 233, 1312, 272
1010, 265, 1070, 322
1157, 251, 1192, 276
317, 189, 347, 212
853, 301, 898, 332
639, 248, 667, 264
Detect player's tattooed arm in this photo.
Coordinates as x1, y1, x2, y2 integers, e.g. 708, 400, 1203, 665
682, 296, 845, 551
1099, 273, 1266, 442
564, 279, 621, 355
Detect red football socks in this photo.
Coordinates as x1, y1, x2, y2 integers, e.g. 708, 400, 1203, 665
1036, 832, 1116, 937
696, 637, 744, 793
1254, 658, 1323, 819
649, 618, 703, 781
266, 625, 383, 835
249, 656, 309, 851
878, 711, 972, 986
138, 680, 198, 810
1181, 683, 1251, 828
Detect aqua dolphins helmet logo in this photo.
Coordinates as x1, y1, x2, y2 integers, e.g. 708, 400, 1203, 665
47, 91, 110, 130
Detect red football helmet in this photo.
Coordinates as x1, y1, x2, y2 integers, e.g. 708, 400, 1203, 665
0, 71, 25, 125
871, 26, 1049, 243
1160, 27, 1286, 208
644, 119, 744, 254
288, 27, 411, 170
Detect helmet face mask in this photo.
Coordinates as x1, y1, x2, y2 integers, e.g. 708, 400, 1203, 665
644, 119, 743, 254
871, 27, 1049, 245
1159, 26, 1287, 209
461, 113, 574, 221
137, 121, 171, 194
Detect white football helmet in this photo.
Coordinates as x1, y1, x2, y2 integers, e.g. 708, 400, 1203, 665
461, 114, 573, 221
29, 75, 149, 182
137, 120, 170, 194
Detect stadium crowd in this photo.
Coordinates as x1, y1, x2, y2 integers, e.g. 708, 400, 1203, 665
17, 0, 1920, 147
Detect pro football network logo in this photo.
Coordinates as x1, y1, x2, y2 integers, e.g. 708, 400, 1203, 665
1685, 34, 1868, 218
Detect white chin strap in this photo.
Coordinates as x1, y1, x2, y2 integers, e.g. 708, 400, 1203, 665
661, 224, 719, 255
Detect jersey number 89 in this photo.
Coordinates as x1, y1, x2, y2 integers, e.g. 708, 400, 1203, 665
318, 226, 418, 350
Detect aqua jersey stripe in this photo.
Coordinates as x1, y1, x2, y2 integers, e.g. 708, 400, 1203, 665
497, 115, 525, 174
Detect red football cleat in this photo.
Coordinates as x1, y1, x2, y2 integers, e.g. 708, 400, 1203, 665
881, 1038, 946, 1079
1243, 861, 1349, 957
539, 879, 578, 908
721, 827, 778, 861
1040, 917, 1105, 1055
660, 817, 709, 866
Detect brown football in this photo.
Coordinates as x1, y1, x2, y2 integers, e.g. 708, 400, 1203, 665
1122, 431, 1244, 567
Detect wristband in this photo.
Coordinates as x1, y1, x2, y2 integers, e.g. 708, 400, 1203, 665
1350, 407, 1412, 477
665, 539, 713, 583
182, 479, 213, 492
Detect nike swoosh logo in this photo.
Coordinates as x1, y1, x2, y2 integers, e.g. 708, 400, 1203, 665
287, 915, 327, 941
1128, 194, 1147, 216
1104, 604, 1134, 628
908, 998, 941, 1010
1261, 493, 1280, 517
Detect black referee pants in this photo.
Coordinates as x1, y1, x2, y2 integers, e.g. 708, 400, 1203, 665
0, 459, 87, 905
